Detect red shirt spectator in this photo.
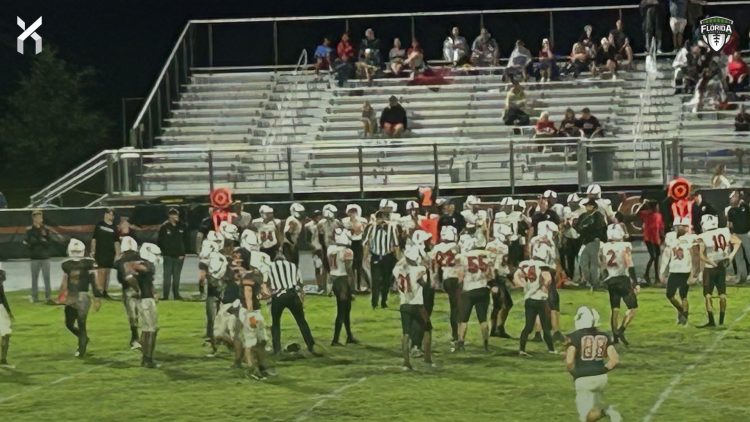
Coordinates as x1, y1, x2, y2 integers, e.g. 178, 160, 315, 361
337, 33, 354, 62
639, 207, 664, 245
727, 55, 748, 82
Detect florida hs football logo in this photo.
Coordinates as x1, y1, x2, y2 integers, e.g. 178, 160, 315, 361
700, 16, 733, 52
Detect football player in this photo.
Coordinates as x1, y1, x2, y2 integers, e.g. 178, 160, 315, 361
399, 201, 424, 244
531, 240, 565, 343
342, 204, 369, 292
198, 231, 224, 300
60, 239, 101, 358
328, 228, 358, 346
116, 236, 142, 349
456, 238, 495, 352
252, 205, 282, 260
123, 243, 162, 368
561, 194, 584, 284
214, 252, 245, 369
585, 184, 615, 223
543, 190, 565, 218
514, 258, 556, 356
430, 225, 462, 345
599, 224, 639, 345
486, 224, 513, 339
461, 195, 482, 226
394, 246, 432, 370
660, 217, 699, 325
565, 306, 622, 422
696, 214, 741, 327
239, 266, 272, 380
408, 229, 433, 356
283, 202, 306, 265
0, 263, 13, 368
219, 221, 240, 249
319, 204, 341, 291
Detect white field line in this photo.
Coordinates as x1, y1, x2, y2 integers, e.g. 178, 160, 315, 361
295, 376, 368, 422
642, 304, 750, 422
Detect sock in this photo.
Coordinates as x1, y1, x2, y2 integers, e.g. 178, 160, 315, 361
618, 325, 626, 333
720, 312, 726, 325
707, 312, 715, 325
130, 326, 139, 342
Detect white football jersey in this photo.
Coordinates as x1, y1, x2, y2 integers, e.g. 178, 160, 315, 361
429, 242, 461, 279
317, 218, 341, 247
517, 259, 548, 300
283, 216, 302, 245
251, 218, 281, 249
398, 215, 423, 235
327, 245, 353, 277
664, 233, 698, 274
304, 221, 322, 251
393, 263, 427, 305
461, 209, 479, 226
562, 206, 584, 239
458, 249, 496, 291
600, 241, 632, 279
699, 227, 733, 267
199, 239, 217, 263
530, 235, 557, 267
342, 216, 367, 241
485, 239, 510, 275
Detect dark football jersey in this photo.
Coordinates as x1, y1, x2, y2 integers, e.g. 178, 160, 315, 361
221, 276, 242, 305
136, 261, 156, 299
62, 258, 97, 295
567, 328, 612, 379
242, 272, 263, 310
115, 251, 141, 289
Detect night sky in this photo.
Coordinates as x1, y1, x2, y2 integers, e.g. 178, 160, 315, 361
1, 0, 748, 148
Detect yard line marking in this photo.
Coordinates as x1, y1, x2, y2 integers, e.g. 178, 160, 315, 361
295, 376, 368, 422
642, 304, 750, 422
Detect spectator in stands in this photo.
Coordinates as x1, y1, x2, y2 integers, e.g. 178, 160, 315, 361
443, 26, 469, 66
736, 104, 750, 132
506, 40, 532, 82
503, 81, 530, 126
609, 20, 633, 68
388, 38, 407, 76
537, 38, 556, 82
361, 101, 377, 138
669, 0, 688, 51
722, 29, 740, 57
471, 28, 499, 67
672, 41, 690, 93
337, 32, 355, 62
564, 42, 591, 78
579, 25, 596, 56
314, 37, 333, 75
534, 111, 557, 152
380, 96, 407, 138
576, 107, 603, 138
727, 52, 749, 92
0, 192, 6, 209
712, 164, 733, 188
640, 0, 663, 52
356, 48, 380, 83
595, 38, 618, 80
682, 43, 708, 94
334, 33, 355, 87
359, 28, 381, 62
559, 108, 581, 137
404, 39, 425, 76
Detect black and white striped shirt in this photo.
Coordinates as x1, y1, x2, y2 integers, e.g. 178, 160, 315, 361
367, 223, 398, 257
268, 259, 302, 294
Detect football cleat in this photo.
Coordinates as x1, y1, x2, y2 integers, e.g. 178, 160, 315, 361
696, 322, 716, 329
130, 340, 142, 351
0, 360, 15, 369
330, 341, 344, 347
346, 337, 360, 345
616, 329, 630, 347
518, 351, 532, 357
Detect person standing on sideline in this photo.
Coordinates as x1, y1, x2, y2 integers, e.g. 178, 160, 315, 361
157, 208, 189, 300
0, 264, 13, 367
365, 211, 400, 309
576, 199, 607, 288
727, 190, 750, 284
91, 208, 118, 299
637, 199, 664, 285
24, 210, 54, 304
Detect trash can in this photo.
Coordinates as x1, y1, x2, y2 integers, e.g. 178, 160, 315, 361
590, 145, 617, 182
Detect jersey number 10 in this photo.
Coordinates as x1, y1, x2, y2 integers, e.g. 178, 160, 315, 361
712, 234, 727, 251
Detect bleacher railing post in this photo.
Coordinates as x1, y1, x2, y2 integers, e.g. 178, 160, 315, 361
358, 146, 364, 199
433, 144, 439, 194
287, 147, 294, 200
671, 137, 680, 177
208, 24, 213, 67
273, 21, 279, 66
208, 150, 215, 193
138, 152, 145, 196
660, 138, 668, 187
577, 138, 587, 188
548, 12, 554, 49
106, 154, 114, 196
509, 140, 515, 194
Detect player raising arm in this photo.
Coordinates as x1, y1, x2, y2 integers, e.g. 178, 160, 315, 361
696, 215, 741, 327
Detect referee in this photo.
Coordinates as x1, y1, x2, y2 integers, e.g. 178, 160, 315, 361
267, 255, 319, 355
366, 211, 399, 310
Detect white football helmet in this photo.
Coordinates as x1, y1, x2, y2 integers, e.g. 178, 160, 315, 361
537, 220, 558, 240
199, 240, 220, 260
241, 230, 260, 251
120, 236, 138, 253
500, 197, 515, 207
701, 214, 719, 232
208, 252, 228, 279
379, 199, 390, 209
387, 200, 398, 213
259, 205, 274, 216
404, 245, 422, 263
345, 204, 361, 216
516, 199, 527, 211
465, 195, 481, 209
406, 201, 419, 212
67, 239, 86, 258
290, 203, 305, 219
411, 230, 432, 247
207, 230, 224, 248
586, 184, 602, 197
220, 221, 239, 241
334, 227, 352, 246
440, 225, 458, 242
543, 190, 557, 199
567, 193, 580, 205
607, 224, 625, 241
139, 243, 162, 265
574, 306, 599, 330
323, 204, 338, 219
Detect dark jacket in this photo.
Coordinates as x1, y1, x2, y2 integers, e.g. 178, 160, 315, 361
575, 210, 606, 244
438, 212, 466, 236
691, 201, 718, 234
157, 221, 190, 257
380, 104, 408, 128
25, 225, 51, 260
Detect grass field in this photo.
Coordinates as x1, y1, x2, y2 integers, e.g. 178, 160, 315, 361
1, 285, 750, 422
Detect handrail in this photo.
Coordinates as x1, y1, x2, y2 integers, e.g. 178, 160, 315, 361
263, 49, 308, 148
29, 150, 113, 204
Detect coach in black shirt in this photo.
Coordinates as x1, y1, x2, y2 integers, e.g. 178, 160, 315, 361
727, 190, 750, 283
157, 208, 189, 300
23, 210, 53, 304
437, 200, 466, 237
531, 198, 561, 234
690, 192, 717, 235
92, 208, 117, 298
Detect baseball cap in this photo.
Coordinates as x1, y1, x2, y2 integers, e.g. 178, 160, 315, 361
168, 207, 179, 215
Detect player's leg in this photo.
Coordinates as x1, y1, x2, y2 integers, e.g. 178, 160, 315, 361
549, 285, 564, 342
123, 291, 140, 349
490, 287, 501, 336
141, 299, 159, 368
400, 306, 412, 369
198, 264, 207, 298
342, 286, 356, 343
679, 274, 690, 324
0, 305, 11, 366
270, 297, 284, 354
665, 273, 686, 322
76, 294, 91, 357
64, 305, 80, 338
717, 265, 728, 325
231, 317, 243, 369
289, 294, 317, 354
418, 306, 433, 365
456, 291, 473, 351
617, 283, 638, 346
698, 268, 716, 327
496, 283, 513, 337
444, 278, 460, 342
206, 296, 218, 354
331, 277, 344, 346
607, 282, 621, 339
538, 303, 555, 352
370, 259, 381, 309
0, 335, 9, 366
518, 299, 538, 355
475, 290, 490, 351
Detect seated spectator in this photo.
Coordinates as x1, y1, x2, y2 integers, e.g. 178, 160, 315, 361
359, 28, 381, 62
361, 101, 377, 138
388, 38, 407, 76
682, 43, 709, 94
669, 0, 688, 51
313, 37, 333, 75
559, 108, 581, 137
334, 33, 355, 87
443, 26, 470, 66
356, 49, 380, 82
471, 28, 499, 67
576, 107, 603, 138
503, 81, 530, 126
735, 104, 750, 131
337, 32, 355, 62
594, 37, 618, 80
534, 111, 557, 137
404, 39, 426, 76
506, 40, 532, 82
563, 42, 591, 78
537, 38, 556, 82
672, 41, 690, 93
579, 25, 596, 56
608, 19, 634, 68
727, 51, 749, 92
380, 96, 407, 138
712, 164, 732, 188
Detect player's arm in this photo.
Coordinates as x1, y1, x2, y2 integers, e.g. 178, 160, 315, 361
696, 240, 715, 268
728, 234, 742, 262
344, 249, 354, 287
605, 345, 619, 371
512, 268, 525, 288
60, 273, 69, 295
0, 284, 12, 320
659, 246, 671, 282
565, 345, 576, 374
624, 248, 638, 288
